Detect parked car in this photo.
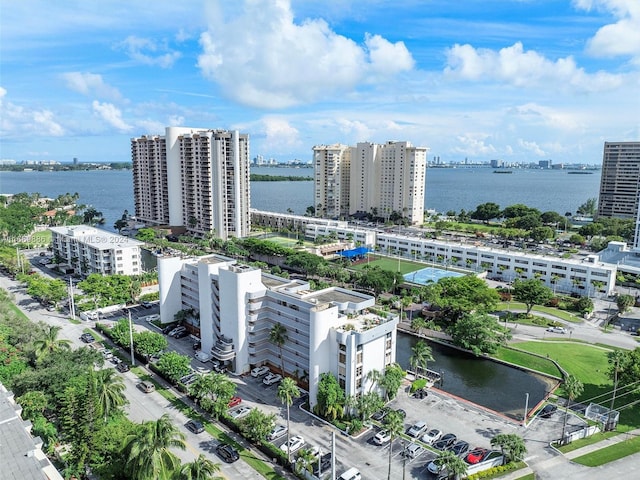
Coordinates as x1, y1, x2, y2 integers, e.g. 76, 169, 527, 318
194, 351, 212, 363
138, 381, 155, 393
371, 407, 390, 421
186, 420, 205, 434
465, 448, 489, 464
212, 362, 227, 374
434, 433, 457, 450
421, 429, 443, 445
80, 333, 95, 343
267, 424, 288, 441
451, 440, 470, 456
168, 326, 186, 337
162, 323, 179, 334
116, 362, 130, 373
313, 453, 332, 476
216, 443, 239, 463
144, 314, 160, 323
372, 429, 391, 445
546, 326, 566, 334
539, 404, 558, 418
263, 373, 282, 385
251, 365, 270, 377
407, 421, 428, 438
394, 408, 406, 418
229, 406, 252, 419
228, 396, 242, 408
404, 443, 423, 459
141, 301, 154, 309
427, 458, 445, 475
174, 330, 189, 339
192, 341, 201, 350
280, 435, 305, 455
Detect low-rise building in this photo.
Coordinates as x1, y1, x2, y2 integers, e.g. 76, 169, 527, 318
158, 254, 398, 406
50, 225, 143, 276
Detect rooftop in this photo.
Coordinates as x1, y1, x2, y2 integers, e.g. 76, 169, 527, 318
50, 225, 144, 250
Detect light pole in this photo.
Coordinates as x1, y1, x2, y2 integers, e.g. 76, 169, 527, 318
128, 310, 135, 366
402, 440, 406, 480
523, 392, 529, 427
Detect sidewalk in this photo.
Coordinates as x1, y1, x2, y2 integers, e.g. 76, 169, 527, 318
563, 428, 640, 460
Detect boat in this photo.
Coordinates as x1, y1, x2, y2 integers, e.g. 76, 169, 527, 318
567, 171, 593, 174
493, 170, 512, 174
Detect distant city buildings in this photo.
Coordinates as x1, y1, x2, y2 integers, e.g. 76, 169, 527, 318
158, 254, 398, 407
50, 225, 143, 276
131, 127, 251, 240
313, 141, 428, 225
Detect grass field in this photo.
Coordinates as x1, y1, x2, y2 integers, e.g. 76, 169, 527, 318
494, 346, 562, 377
498, 302, 583, 323
349, 254, 426, 275
510, 340, 640, 430
257, 235, 311, 248
572, 433, 640, 466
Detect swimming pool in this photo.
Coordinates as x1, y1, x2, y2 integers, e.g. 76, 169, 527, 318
403, 267, 464, 285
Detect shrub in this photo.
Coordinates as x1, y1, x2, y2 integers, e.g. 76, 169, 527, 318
410, 379, 427, 393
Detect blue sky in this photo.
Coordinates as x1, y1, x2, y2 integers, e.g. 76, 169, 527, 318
1, 0, 639, 165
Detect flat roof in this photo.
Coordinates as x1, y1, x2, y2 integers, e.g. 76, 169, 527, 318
306, 288, 370, 305
50, 225, 144, 250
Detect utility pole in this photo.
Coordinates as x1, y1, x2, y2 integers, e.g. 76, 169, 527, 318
68, 277, 76, 320
523, 392, 529, 427
331, 431, 336, 480
128, 310, 135, 366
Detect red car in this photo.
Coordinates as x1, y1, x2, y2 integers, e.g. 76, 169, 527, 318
228, 396, 242, 408
465, 448, 488, 464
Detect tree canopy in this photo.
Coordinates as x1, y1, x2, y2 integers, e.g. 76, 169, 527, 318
449, 312, 511, 356
422, 275, 500, 322
511, 278, 553, 315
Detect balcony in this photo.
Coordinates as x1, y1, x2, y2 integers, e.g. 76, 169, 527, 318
211, 335, 236, 362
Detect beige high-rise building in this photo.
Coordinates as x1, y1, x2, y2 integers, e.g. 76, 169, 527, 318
313, 140, 428, 224
131, 127, 251, 240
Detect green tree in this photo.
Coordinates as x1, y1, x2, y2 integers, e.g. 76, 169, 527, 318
135, 228, 158, 243
432, 449, 468, 480
560, 375, 584, 442
269, 322, 288, 376
134, 331, 168, 362
177, 454, 223, 480
156, 352, 191, 384
16, 390, 48, 419
315, 372, 345, 420
616, 294, 635, 314
502, 204, 540, 219
122, 414, 186, 480
470, 202, 501, 224
384, 411, 404, 480
422, 275, 500, 322
379, 363, 405, 401
366, 369, 383, 394
409, 340, 434, 377
607, 350, 626, 429
355, 391, 385, 421
238, 408, 276, 444
577, 197, 597, 216
189, 372, 236, 418
94, 368, 128, 421
529, 226, 555, 242
277, 377, 301, 462
295, 448, 318, 475
449, 312, 511, 356
33, 324, 71, 358
490, 433, 527, 464
410, 317, 428, 336
511, 278, 553, 315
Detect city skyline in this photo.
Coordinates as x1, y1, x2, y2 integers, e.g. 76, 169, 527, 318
1, 0, 639, 165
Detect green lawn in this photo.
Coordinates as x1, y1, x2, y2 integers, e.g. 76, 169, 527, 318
572, 433, 640, 466
493, 346, 562, 377
349, 255, 426, 275
497, 302, 583, 323
261, 235, 310, 248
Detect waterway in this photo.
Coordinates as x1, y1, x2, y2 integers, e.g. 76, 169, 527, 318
396, 332, 559, 420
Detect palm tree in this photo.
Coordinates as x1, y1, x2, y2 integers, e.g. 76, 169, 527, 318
123, 414, 186, 480
490, 433, 527, 464
366, 369, 383, 393
33, 324, 71, 358
277, 377, 300, 463
269, 322, 288, 376
94, 368, 127, 421
295, 448, 318, 475
409, 340, 434, 378
434, 449, 468, 480
607, 350, 626, 429
384, 411, 404, 480
560, 375, 584, 443
178, 454, 223, 480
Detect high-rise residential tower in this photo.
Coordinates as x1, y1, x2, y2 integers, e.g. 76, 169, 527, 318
597, 142, 640, 247
313, 140, 428, 224
131, 127, 251, 240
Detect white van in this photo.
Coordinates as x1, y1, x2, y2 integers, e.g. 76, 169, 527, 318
338, 468, 361, 480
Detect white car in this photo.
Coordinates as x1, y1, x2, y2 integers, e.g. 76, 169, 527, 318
404, 442, 423, 459
267, 425, 288, 441
280, 435, 305, 455
144, 314, 160, 323
372, 429, 391, 445
263, 373, 282, 385
251, 366, 270, 377
407, 421, 428, 438
421, 428, 443, 445
547, 326, 566, 334
229, 406, 252, 419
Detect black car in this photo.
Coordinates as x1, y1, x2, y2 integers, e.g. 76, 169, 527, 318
116, 362, 130, 373
174, 330, 189, 339
450, 440, 469, 457
395, 408, 407, 418
186, 420, 205, 434
80, 333, 95, 343
162, 323, 179, 334
434, 433, 457, 450
192, 341, 201, 350
371, 407, 390, 421
539, 404, 558, 418
313, 453, 332, 476
216, 443, 239, 463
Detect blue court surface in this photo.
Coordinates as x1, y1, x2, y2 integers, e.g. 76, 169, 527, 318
404, 267, 464, 285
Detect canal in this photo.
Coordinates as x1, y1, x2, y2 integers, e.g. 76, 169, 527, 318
396, 332, 559, 420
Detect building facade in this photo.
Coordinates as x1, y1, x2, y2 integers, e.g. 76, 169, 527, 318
131, 127, 251, 240
313, 141, 428, 225
158, 254, 398, 406
50, 225, 143, 276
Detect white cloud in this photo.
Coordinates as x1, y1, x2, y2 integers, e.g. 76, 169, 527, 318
444, 41, 624, 91
61, 72, 123, 101
517, 139, 546, 156
574, 0, 640, 62
451, 134, 497, 156
197, 0, 414, 108
0, 87, 64, 137
508, 103, 584, 132
260, 117, 301, 152
118, 36, 181, 68
92, 101, 132, 132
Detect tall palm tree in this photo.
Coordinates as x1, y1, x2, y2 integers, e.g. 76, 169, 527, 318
409, 340, 434, 378
434, 449, 468, 480
33, 324, 71, 358
295, 448, 318, 475
607, 350, 626, 429
384, 411, 404, 480
178, 454, 223, 480
366, 369, 383, 393
123, 414, 186, 480
94, 368, 127, 421
561, 375, 584, 443
277, 377, 300, 463
269, 322, 288, 376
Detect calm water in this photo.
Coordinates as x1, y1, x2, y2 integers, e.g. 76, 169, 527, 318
0, 166, 600, 232
396, 332, 558, 419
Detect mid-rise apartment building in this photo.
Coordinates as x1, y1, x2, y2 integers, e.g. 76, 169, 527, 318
50, 225, 143, 276
158, 254, 398, 407
131, 127, 251, 240
313, 141, 428, 225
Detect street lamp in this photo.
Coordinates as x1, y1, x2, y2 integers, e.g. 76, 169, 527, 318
128, 310, 135, 366
523, 392, 530, 427
401, 440, 406, 480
